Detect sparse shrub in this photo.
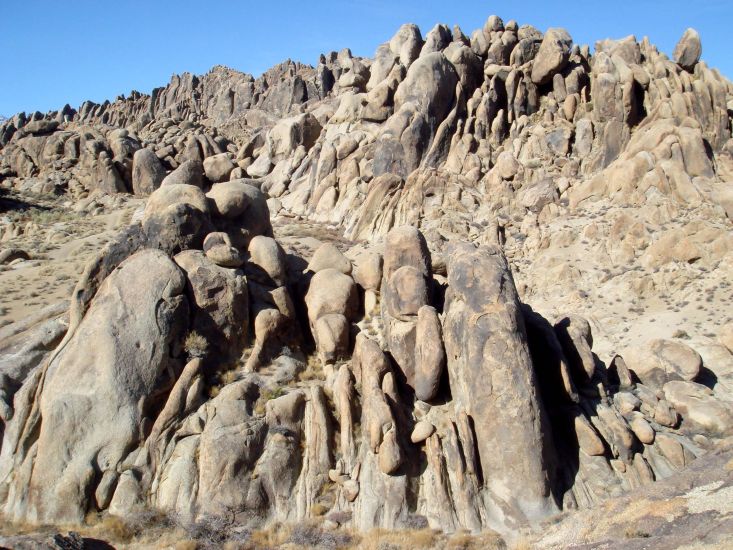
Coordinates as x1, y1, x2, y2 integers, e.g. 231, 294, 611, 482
185, 331, 209, 359
624, 527, 651, 539
288, 522, 353, 548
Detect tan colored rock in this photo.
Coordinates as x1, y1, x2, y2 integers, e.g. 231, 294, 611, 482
574, 413, 606, 456
343, 479, 360, 502
444, 242, 558, 522
205, 180, 272, 246
384, 265, 429, 320
247, 235, 288, 286
174, 250, 248, 360
3, 249, 188, 523
555, 315, 597, 387
410, 421, 435, 443
202, 231, 244, 267
663, 380, 733, 435
161, 159, 204, 188
383, 225, 432, 281
654, 399, 679, 428
625, 340, 702, 390
414, 305, 445, 402
313, 313, 350, 363
673, 28, 702, 71
629, 412, 655, 444
308, 242, 352, 274
531, 28, 573, 85
353, 250, 383, 291
378, 428, 403, 475
132, 147, 166, 195
305, 268, 358, 322
203, 153, 235, 183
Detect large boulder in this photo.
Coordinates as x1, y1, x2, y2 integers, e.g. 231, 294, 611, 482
142, 184, 213, 254
414, 305, 445, 402
2, 249, 188, 523
382, 225, 432, 281
673, 28, 702, 71
246, 236, 288, 287
443, 242, 558, 527
206, 180, 273, 248
384, 265, 429, 320
394, 52, 458, 124
307, 242, 352, 275
268, 113, 322, 164
132, 147, 166, 195
390, 23, 423, 68
663, 381, 733, 436
174, 250, 249, 362
530, 28, 573, 85
624, 339, 702, 390
203, 153, 235, 183
305, 268, 358, 323
161, 159, 205, 188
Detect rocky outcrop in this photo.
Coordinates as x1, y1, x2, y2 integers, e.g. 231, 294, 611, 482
1, 9, 732, 546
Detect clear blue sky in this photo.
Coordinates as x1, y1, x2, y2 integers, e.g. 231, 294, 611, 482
1, 0, 731, 117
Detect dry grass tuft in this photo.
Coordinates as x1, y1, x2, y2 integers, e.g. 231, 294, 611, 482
254, 386, 286, 415
298, 353, 324, 382
248, 521, 292, 548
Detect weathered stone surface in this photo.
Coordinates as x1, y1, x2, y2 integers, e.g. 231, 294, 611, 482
414, 305, 445, 402
203, 153, 235, 183
673, 28, 702, 71
132, 147, 166, 195
394, 52, 458, 124
313, 313, 349, 363
383, 225, 431, 281
384, 265, 429, 320
202, 231, 244, 267
247, 235, 288, 286
574, 413, 606, 456
305, 268, 358, 323
531, 28, 573, 85
663, 381, 733, 436
206, 180, 272, 247
3, 9, 733, 541
2, 250, 188, 523
410, 420, 435, 443
161, 159, 204, 188
174, 249, 248, 361
444, 242, 558, 527
307, 242, 352, 275
625, 340, 702, 390
142, 184, 213, 254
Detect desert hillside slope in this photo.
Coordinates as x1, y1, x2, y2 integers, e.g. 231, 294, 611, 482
0, 12, 732, 549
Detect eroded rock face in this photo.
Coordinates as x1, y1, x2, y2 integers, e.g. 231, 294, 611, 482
132, 148, 166, 195
444, 242, 558, 527
174, 250, 249, 363
1, 8, 732, 546
1, 249, 188, 523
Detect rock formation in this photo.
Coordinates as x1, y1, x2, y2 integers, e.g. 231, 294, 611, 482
1, 12, 732, 546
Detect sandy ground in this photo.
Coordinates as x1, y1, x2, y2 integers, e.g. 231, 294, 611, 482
0, 190, 141, 327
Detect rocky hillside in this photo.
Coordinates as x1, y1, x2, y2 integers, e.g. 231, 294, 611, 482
1, 12, 732, 549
